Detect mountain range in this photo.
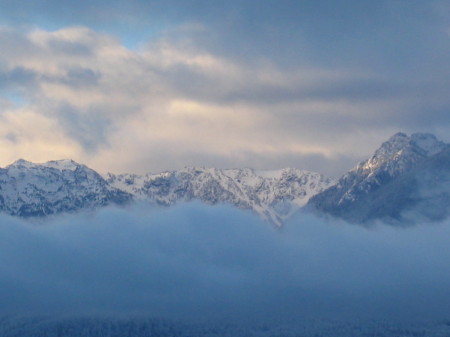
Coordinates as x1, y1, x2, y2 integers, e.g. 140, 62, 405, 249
0, 159, 334, 226
1, 132, 449, 226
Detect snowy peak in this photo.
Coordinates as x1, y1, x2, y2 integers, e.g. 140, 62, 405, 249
360, 132, 446, 175
362, 132, 409, 170
6, 132, 448, 227
410, 133, 446, 155
307, 132, 450, 224
106, 166, 335, 226
7, 159, 36, 169
0, 159, 334, 226
7, 159, 82, 171
0, 159, 132, 217
44, 159, 81, 171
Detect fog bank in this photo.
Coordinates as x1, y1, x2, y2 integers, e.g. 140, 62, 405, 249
1, 203, 450, 323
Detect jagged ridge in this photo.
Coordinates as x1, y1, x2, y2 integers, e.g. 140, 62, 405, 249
105, 167, 335, 226
0, 159, 132, 217
4, 132, 448, 226
0, 160, 335, 226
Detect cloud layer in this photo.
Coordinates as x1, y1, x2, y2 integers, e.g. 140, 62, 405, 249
1, 18, 450, 176
2, 203, 450, 322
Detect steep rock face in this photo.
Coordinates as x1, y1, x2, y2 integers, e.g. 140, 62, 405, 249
307, 132, 449, 224
0, 159, 132, 217
106, 167, 335, 226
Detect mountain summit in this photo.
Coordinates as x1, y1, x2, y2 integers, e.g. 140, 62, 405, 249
0, 159, 131, 217
0, 160, 334, 226
307, 132, 450, 224
105, 167, 335, 226
355, 132, 445, 175
1, 132, 449, 226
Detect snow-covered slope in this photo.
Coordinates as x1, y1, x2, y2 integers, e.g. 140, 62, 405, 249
3, 132, 449, 226
105, 167, 335, 226
0, 159, 131, 217
307, 132, 450, 224
0, 159, 334, 226
352, 132, 445, 179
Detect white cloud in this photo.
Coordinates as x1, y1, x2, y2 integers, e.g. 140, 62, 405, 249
0, 107, 82, 164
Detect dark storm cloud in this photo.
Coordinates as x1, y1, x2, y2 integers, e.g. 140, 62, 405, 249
2, 204, 450, 322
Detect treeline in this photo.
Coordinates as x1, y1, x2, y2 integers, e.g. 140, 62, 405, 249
1, 316, 450, 337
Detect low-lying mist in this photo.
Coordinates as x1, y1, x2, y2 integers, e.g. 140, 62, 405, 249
1, 203, 450, 323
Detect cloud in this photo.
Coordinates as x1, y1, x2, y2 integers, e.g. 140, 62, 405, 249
2, 203, 450, 323
0, 24, 450, 176
0, 107, 83, 164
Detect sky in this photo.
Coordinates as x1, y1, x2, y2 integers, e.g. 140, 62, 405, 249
3, 203, 450, 322
1, 0, 450, 177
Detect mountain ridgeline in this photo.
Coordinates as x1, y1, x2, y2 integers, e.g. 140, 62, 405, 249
307, 132, 450, 224
1, 132, 449, 226
0, 160, 333, 226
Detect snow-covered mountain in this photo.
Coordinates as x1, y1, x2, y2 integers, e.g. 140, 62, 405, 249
0, 160, 334, 226
105, 167, 335, 226
307, 132, 450, 224
0, 159, 132, 217
4, 132, 448, 226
